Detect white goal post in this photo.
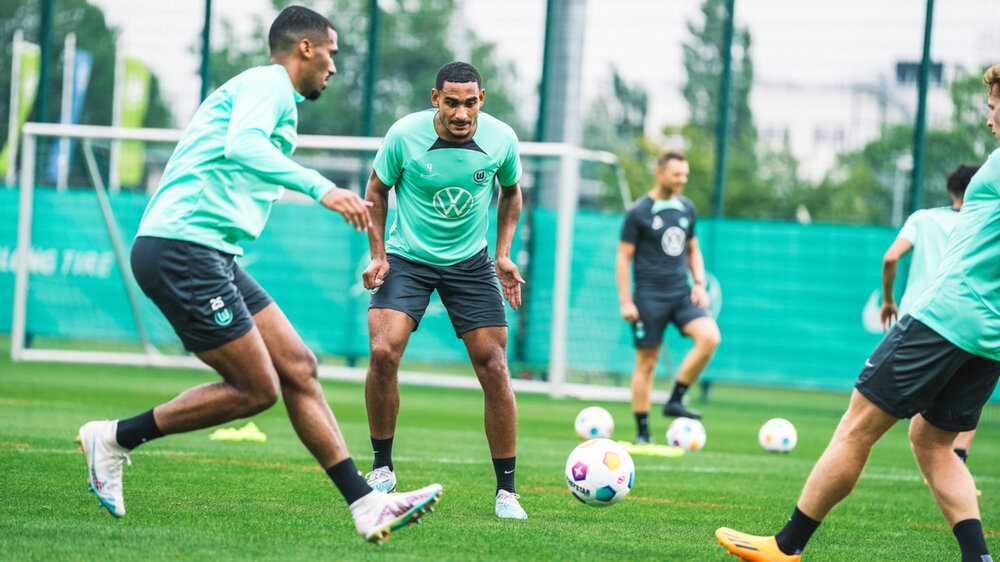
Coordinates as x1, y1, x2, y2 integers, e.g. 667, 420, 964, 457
10, 122, 659, 403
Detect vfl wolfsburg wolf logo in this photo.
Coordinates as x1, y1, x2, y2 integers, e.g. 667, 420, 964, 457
473, 169, 488, 182
433, 187, 474, 218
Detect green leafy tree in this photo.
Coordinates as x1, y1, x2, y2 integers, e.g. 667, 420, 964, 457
582, 68, 659, 206
680, 0, 766, 218
801, 69, 995, 224
0, 0, 172, 143
206, 0, 525, 138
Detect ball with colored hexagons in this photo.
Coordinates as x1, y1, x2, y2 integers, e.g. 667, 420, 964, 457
564, 438, 635, 507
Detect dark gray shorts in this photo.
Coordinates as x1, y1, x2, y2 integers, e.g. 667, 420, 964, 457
632, 290, 709, 348
855, 315, 1000, 432
369, 248, 507, 337
130, 236, 273, 353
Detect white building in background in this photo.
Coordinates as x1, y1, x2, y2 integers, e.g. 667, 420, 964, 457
753, 62, 976, 182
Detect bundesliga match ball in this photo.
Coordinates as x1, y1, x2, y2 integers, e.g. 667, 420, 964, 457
574, 406, 615, 440
666, 417, 707, 451
565, 438, 635, 507
759, 417, 797, 452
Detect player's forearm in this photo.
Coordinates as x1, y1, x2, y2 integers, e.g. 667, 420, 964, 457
688, 248, 707, 286
615, 255, 632, 305
882, 258, 898, 304
224, 130, 334, 201
495, 186, 522, 259
365, 187, 389, 259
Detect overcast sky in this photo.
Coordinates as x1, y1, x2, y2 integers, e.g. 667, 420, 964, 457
86, 0, 1000, 129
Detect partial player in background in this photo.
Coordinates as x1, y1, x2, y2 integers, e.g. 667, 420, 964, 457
881, 163, 981, 487
717, 63, 1000, 562
616, 151, 721, 444
361, 62, 527, 519
76, 6, 441, 544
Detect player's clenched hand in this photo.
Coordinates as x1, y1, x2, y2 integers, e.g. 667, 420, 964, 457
880, 301, 898, 332
620, 301, 639, 323
690, 284, 710, 309
321, 188, 374, 232
363, 257, 390, 290
494, 256, 525, 310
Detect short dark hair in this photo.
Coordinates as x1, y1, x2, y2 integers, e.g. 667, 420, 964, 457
657, 151, 686, 169
435, 62, 482, 91
268, 6, 335, 54
946, 164, 979, 199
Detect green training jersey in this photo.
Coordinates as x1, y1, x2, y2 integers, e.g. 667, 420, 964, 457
373, 109, 521, 266
137, 64, 336, 256
910, 147, 1000, 360
896, 206, 960, 316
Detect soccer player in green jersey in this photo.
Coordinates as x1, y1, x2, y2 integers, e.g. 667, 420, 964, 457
717, 65, 1000, 562
360, 61, 528, 519
881, 164, 981, 483
77, 6, 441, 544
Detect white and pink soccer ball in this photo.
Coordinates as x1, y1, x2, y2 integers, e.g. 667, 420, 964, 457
666, 417, 707, 451
574, 406, 615, 440
759, 418, 797, 452
564, 438, 635, 507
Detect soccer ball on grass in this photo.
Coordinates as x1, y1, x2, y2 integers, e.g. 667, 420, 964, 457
574, 406, 614, 440
666, 417, 706, 451
759, 417, 797, 452
564, 438, 635, 507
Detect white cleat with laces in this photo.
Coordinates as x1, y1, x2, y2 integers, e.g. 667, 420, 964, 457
495, 489, 527, 519
77, 420, 131, 517
364, 466, 397, 493
351, 483, 443, 544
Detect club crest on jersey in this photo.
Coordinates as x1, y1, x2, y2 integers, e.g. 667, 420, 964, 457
679, 217, 690, 229
433, 187, 474, 219
661, 226, 686, 256
473, 169, 488, 183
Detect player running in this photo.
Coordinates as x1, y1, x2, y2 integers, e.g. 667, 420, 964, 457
77, 6, 441, 544
716, 63, 1000, 562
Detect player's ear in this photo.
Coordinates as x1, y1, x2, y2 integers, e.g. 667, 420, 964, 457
431, 89, 440, 107
298, 37, 312, 59
479, 89, 485, 106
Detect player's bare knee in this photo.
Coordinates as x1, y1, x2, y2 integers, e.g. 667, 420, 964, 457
477, 355, 512, 394
281, 350, 319, 389
369, 341, 402, 372
235, 382, 279, 416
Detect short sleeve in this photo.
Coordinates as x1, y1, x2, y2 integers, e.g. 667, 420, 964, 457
373, 125, 405, 187
621, 209, 639, 244
496, 130, 522, 187
687, 200, 697, 238
898, 212, 921, 244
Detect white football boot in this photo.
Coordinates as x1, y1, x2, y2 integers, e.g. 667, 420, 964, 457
364, 466, 397, 493
350, 483, 443, 544
77, 420, 131, 517
495, 489, 527, 519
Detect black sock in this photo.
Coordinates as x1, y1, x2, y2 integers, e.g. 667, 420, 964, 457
954, 448, 969, 464
493, 457, 516, 494
326, 457, 373, 505
774, 506, 821, 556
371, 436, 393, 471
668, 382, 690, 404
635, 412, 649, 437
953, 519, 991, 562
115, 410, 164, 450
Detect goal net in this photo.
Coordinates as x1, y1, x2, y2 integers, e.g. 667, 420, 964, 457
9, 122, 647, 400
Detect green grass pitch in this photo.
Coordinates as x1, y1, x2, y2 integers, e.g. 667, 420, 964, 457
2, 351, 998, 561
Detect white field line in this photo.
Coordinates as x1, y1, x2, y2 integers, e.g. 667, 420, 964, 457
8, 445, 998, 484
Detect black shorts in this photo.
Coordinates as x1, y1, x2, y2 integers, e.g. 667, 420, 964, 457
855, 315, 1000, 432
130, 236, 273, 353
632, 290, 709, 348
369, 248, 507, 337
